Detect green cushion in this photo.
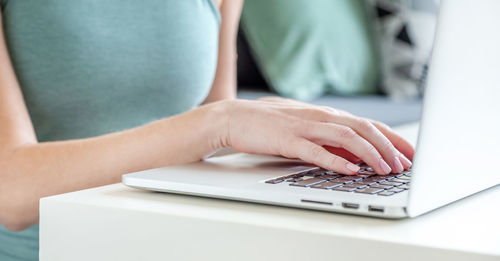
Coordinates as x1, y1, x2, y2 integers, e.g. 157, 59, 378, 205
241, 0, 380, 100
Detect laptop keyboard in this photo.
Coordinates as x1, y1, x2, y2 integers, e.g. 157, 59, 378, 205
265, 165, 411, 196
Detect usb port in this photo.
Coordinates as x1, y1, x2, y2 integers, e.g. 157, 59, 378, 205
368, 205, 385, 213
342, 202, 360, 209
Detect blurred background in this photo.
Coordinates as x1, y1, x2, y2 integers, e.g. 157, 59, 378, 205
236, 0, 440, 126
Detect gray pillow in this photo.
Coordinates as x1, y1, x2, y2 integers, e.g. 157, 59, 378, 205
367, 0, 440, 98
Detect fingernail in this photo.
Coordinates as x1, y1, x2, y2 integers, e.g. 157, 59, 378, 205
399, 154, 413, 169
393, 156, 404, 173
346, 162, 360, 173
379, 159, 392, 174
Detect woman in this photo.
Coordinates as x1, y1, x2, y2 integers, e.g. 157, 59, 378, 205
0, 0, 413, 260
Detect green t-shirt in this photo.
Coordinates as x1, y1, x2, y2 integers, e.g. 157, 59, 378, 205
0, 0, 220, 260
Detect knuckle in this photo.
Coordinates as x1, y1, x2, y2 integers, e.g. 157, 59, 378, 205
319, 105, 332, 112
338, 126, 357, 140
290, 118, 308, 134
320, 106, 340, 116
308, 145, 324, 160
329, 155, 340, 167
368, 144, 378, 153
367, 145, 382, 160
312, 108, 332, 121
304, 107, 319, 115
278, 137, 296, 158
356, 118, 375, 132
358, 143, 378, 161
338, 110, 352, 116
381, 140, 396, 154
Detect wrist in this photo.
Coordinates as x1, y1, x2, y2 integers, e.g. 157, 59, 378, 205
202, 99, 234, 152
154, 99, 235, 162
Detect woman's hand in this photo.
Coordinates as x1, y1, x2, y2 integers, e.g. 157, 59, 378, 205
217, 97, 414, 175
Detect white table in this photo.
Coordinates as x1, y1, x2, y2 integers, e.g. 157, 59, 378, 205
39, 124, 500, 261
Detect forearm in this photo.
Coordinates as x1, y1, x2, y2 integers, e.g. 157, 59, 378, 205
204, 46, 237, 103
203, 37, 238, 103
0, 102, 227, 230
202, 0, 243, 104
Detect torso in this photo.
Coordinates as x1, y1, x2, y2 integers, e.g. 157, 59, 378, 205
2, 0, 220, 142
0, 0, 220, 260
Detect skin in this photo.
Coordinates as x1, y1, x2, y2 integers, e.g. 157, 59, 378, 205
0, 0, 414, 232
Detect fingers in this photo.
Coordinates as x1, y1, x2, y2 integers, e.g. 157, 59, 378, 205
255, 98, 415, 172
329, 116, 409, 172
370, 120, 415, 161
285, 107, 409, 173
302, 122, 393, 175
290, 139, 360, 175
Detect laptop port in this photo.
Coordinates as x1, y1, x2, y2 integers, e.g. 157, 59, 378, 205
368, 205, 385, 213
342, 202, 360, 209
300, 199, 332, 205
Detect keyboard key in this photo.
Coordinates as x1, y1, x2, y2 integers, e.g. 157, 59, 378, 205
379, 181, 404, 186
344, 182, 368, 189
392, 178, 410, 184
317, 176, 334, 181
369, 184, 394, 190
312, 182, 344, 189
322, 174, 342, 180
398, 184, 410, 190
358, 180, 378, 186
307, 169, 326, 176
355, 188, 384, 194
265, 179, 283, 184
336, 179, 354, 184
332, 186, 357, 192
364, 176, 388, 182
378, 191, 395, 196
359, 169, 376, 175
337, 177, 363, 183
279, 175, 296, 182
289, 174, 304, 179
388, 188, 405, 193
290, 178, 326, 187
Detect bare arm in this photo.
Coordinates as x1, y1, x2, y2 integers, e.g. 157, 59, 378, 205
0, 5, 414, 232
202, 0, 243, 103
0, 12, 226, 231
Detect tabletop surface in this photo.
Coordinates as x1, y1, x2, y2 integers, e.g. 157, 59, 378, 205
42, 123, 500, 257
46, 181, 500, 257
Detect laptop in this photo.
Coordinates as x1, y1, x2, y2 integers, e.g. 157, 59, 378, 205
123, 0, 500, 218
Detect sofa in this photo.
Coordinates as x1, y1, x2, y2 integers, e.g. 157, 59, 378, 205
236, 31, 422, 127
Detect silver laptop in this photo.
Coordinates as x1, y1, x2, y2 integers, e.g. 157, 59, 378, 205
123, 0, 500, 218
